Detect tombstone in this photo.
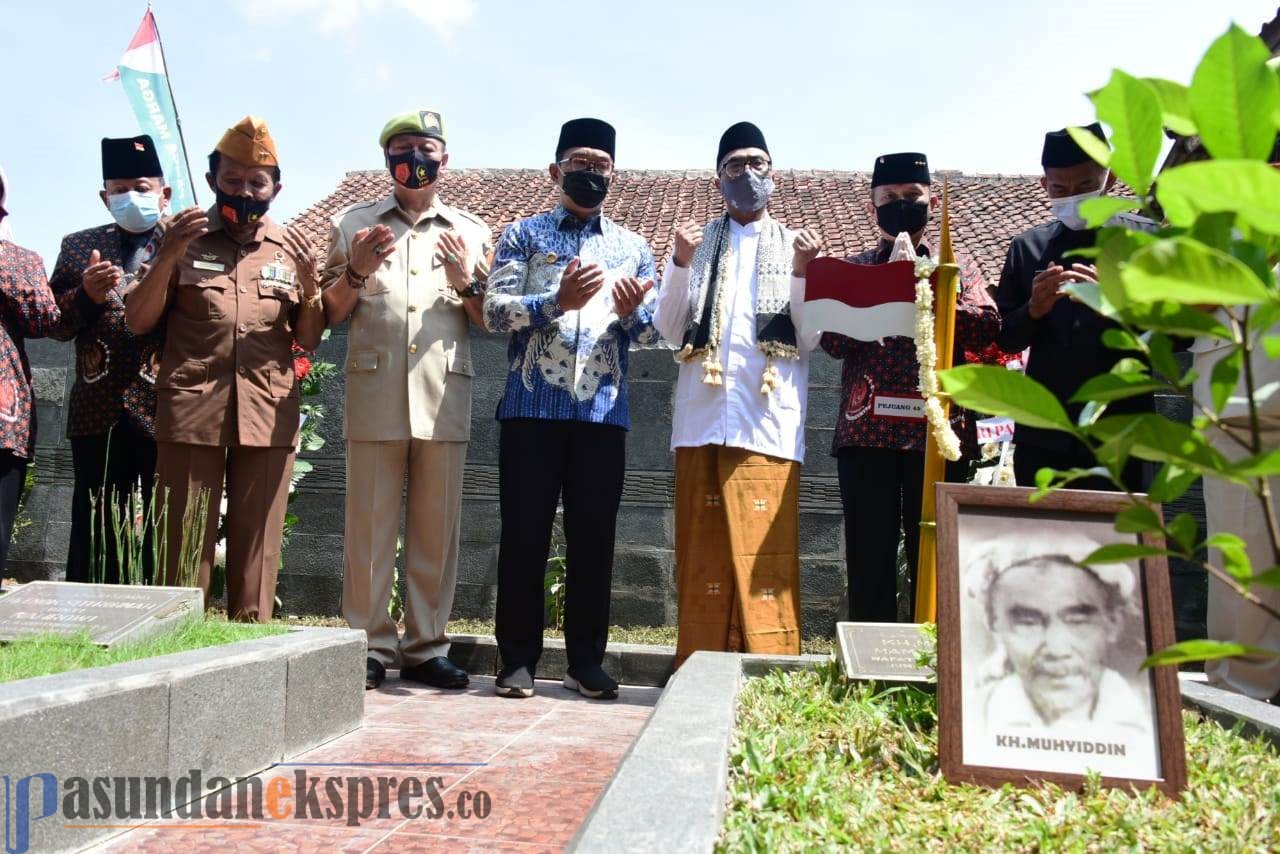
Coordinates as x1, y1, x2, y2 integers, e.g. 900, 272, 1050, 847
835, 621, 931, 682
0, 581, 203, 647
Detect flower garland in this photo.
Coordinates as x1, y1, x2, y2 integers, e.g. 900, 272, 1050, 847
912, 254, 962, 462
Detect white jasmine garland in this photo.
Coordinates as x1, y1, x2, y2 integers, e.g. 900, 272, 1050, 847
914, 263, 962, 461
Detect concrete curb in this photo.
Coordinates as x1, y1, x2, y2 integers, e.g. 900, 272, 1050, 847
1178, 675, 1280, 748
570, 651, 742, 853
569, 657, 1280, 853
0, 626, 365, 853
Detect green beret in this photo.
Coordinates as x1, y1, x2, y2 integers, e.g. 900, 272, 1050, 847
379, 110, 447, 149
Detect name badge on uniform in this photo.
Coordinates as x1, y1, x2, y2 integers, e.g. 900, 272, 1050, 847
193, 260, 225, 272
259, 264, 297, 290
873, 393, 925, 420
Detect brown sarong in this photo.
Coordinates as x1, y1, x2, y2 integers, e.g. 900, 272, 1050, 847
674, 445, 802, 665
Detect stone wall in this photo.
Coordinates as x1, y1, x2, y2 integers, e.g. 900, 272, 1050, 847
15, 326, 1205, 641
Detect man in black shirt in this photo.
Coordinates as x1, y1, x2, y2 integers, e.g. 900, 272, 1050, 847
996, 123, 1146, 491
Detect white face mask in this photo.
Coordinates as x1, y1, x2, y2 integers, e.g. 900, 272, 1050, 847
1048, 186, 1105, 231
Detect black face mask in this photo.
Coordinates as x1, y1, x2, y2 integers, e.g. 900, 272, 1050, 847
215, 189, 271, 227
875, 198, 929, 237
387, 148, 441, 189
561, 169, 610, 209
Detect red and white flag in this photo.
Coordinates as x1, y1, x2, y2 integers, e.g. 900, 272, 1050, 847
803, 257, 919, 341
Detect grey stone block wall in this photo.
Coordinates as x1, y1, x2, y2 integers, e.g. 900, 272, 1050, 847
19, 321, 1209, 640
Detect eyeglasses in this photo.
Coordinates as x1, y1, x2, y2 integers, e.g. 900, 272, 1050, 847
558, 155, 614, 177
719, 156, 772, 178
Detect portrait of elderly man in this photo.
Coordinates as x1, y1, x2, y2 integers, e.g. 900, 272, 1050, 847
959, 525, 1160, 779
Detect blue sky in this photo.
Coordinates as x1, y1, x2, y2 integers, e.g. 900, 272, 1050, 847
2, 0, 1275, 266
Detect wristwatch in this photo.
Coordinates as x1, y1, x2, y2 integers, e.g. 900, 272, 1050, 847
347, 268, 369, 289
458, 273, 487, 300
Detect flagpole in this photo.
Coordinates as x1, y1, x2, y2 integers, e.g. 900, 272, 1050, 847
148, 4, 198, 206
914, 178, 959, 624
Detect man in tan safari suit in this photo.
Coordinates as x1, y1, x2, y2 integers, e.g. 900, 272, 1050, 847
322, 110, 491, 690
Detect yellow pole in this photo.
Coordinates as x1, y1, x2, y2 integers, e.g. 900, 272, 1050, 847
914, 179, 960, 623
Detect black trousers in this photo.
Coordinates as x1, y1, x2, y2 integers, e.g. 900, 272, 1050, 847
1014, 441, 1148, 493
495, 418, 625, 673
65, 418, 158, 584
838, 446, 968, 624
0, 451, 28, 576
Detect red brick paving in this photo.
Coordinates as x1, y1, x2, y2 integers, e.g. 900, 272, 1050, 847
93, 673, 659, 852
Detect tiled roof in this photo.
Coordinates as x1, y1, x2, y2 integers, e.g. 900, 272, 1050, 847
290, 169, 1056, 285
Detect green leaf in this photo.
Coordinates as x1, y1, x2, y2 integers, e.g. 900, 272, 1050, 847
1060, 281, 1120, 319
1225, 447, 1280, 478
1119, 237, 1273, 306
1148, 463, 1200, 504
1208, 346, 1243, 412
1079, 196, 1136, 230
1119, 302, 1233, 340
1189, 24, 1280, 161
1157, 160, 1280, 233
1142, 77, 1197, 135
1070, 373, 1166, 403
938, 365, 1077, 433
1096, 230, 1156, 311
1248, 566, 1280, 589
1110, 357, 1149, 376
1147, 333, 1181, 381
1031, 466, 1112, 501
1076, 399, 1108, 428
1249, 302, 1280, 337
1088, 413, 1229, 474
1066, 125, 1112, 168
1168, 512, 1198, 553
1115, 502, 1165, 534
1189, 210, 1237, 251
1264, 335, 1280, 359
1230, 240, 1276, 288
1082, 543, 1169, 564
1206, 532, 1252, 582
1142, 639, 1279, 669
1088, 69, 1163, 195
1101, 328, 1143, 353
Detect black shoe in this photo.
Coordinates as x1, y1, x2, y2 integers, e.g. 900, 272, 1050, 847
365, 658, 386, 690
400, 656, 469, 689
495, 665, 535, 698
564, 665, 618, 700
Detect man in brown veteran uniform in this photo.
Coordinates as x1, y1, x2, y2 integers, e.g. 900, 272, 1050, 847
50, 135, 168, 584
323, 110, 491, 690
126, 116, 326, 621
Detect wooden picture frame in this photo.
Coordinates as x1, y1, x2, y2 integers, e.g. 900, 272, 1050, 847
936, 484, 1187, 795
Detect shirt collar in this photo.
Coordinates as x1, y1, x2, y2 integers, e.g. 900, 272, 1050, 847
206, 206, 284, 245
554, 203, 606, 235
377, 192, 454, 227
728, 214, 768, 236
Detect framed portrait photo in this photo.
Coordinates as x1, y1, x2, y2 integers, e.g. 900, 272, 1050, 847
936, 484, 1187, 795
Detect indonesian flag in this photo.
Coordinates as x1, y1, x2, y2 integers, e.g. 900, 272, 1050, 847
104, 8, 197, 212
803, 257, 920, 341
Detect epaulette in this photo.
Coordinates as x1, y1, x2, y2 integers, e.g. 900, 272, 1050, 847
333, 199, 379, 220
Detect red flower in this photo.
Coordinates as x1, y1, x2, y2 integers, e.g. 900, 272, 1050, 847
965, 341, 1024, 369
293, 356, 312, 380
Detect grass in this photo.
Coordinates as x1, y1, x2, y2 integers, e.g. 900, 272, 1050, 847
268, 612, 838, 654
720, 661, 1280, 852
0, 617, 285, 683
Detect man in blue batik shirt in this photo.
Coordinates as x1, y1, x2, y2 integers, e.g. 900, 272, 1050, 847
483, 117, 657, 700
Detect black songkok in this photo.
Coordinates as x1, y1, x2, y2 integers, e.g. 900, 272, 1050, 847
1041, 122, 1108, 169
556, 118, 616, 160
102, 135, 163, 181
716, 121, 769, 168
871, 152, 930, 187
